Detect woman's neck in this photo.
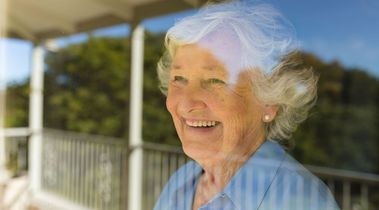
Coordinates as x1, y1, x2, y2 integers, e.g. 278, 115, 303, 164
192, 136, 266, 209
199, 133, 266, 188
199, 149, 253, 192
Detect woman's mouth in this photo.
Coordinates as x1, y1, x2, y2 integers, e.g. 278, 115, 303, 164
185, 119, 220, 128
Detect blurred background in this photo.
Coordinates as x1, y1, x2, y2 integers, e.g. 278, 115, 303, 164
1, 0, 378, 210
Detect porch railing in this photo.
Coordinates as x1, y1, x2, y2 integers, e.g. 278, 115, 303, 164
41, 129, 128, 210
4, 128, 379, 210
307, 165, 379, 210
141, 143, 191, 210
4, 128, 30, 177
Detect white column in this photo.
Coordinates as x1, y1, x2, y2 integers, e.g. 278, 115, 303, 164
0, 57, 8, 185
0, 0, 10, 187
29, 43, 44, 194
128, 24, 144, 210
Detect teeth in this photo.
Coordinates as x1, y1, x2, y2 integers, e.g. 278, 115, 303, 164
186, 120, 218, 128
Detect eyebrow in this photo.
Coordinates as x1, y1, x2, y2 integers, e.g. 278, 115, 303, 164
202, 65, 222, 71
171, 64, 182, 70
170, 64, 226, 72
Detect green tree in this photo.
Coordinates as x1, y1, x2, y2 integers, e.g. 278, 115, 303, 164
43, 33, 179, 144
290, 52, 379, 173
5, 81, 29, 127
143, 33, 179, 145
44, 36, 130, 137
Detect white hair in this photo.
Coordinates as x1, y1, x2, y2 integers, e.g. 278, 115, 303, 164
167, 1, 295, 73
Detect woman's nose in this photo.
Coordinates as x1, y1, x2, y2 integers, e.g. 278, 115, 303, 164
180, 85, 207, 113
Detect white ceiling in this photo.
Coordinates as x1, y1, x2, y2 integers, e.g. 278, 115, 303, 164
4, 0, 207, 42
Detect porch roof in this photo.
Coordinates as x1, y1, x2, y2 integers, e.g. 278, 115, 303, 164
4, 0, 207, 42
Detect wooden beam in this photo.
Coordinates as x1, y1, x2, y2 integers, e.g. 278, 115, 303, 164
86, 0, 133, 21
7, 15, 36, 41
133, 0, 207, 21
76, 14, 125, 33
133, 0, 192, 21
14, 1, 75, 34
183, 0, 207, 7
0, 0, 7, 38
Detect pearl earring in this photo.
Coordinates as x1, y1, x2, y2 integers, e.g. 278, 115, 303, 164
264, 115, 270, 122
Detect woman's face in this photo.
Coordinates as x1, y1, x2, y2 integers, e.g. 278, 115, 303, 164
166, 44, 267, 162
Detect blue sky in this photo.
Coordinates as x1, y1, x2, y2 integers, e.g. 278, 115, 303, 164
3, 0, 379, 84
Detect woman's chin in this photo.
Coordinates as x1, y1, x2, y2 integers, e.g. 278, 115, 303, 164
182, 143, 219, 162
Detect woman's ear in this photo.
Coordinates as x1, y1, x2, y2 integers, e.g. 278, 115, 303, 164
262, 105, 279, 122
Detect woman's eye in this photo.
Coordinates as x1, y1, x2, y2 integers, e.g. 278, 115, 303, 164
208, 78, 226, 84
203, 78, 226, 86
171, 76, 188, 86
201, 78, 226, 89
174, 76, 185, 81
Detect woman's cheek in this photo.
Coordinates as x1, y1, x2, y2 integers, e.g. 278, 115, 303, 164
166, 87, 183, 113
204, 88, 226, 104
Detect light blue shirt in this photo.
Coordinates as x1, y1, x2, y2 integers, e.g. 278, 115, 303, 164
153, 140, 340, 210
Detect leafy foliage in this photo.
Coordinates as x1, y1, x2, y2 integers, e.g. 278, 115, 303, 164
5, 81, 29, 127
290, 52, 379, 173
43, 36, 130, 137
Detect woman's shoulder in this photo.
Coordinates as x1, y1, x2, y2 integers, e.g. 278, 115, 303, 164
279, 152, 336, 191
262, 140, 327, 184
266, 153, 340, 209
279, 153, 316, 178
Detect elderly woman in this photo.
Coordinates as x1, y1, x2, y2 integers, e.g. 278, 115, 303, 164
153, 1, 339, 210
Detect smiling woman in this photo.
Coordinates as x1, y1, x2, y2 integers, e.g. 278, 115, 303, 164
153, 1, 340, 210
167, 44, 267, 165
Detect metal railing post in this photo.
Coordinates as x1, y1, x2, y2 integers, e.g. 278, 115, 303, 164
342, 181, 351, 210
360, 184, 368, 210
128, 23, 144, 210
